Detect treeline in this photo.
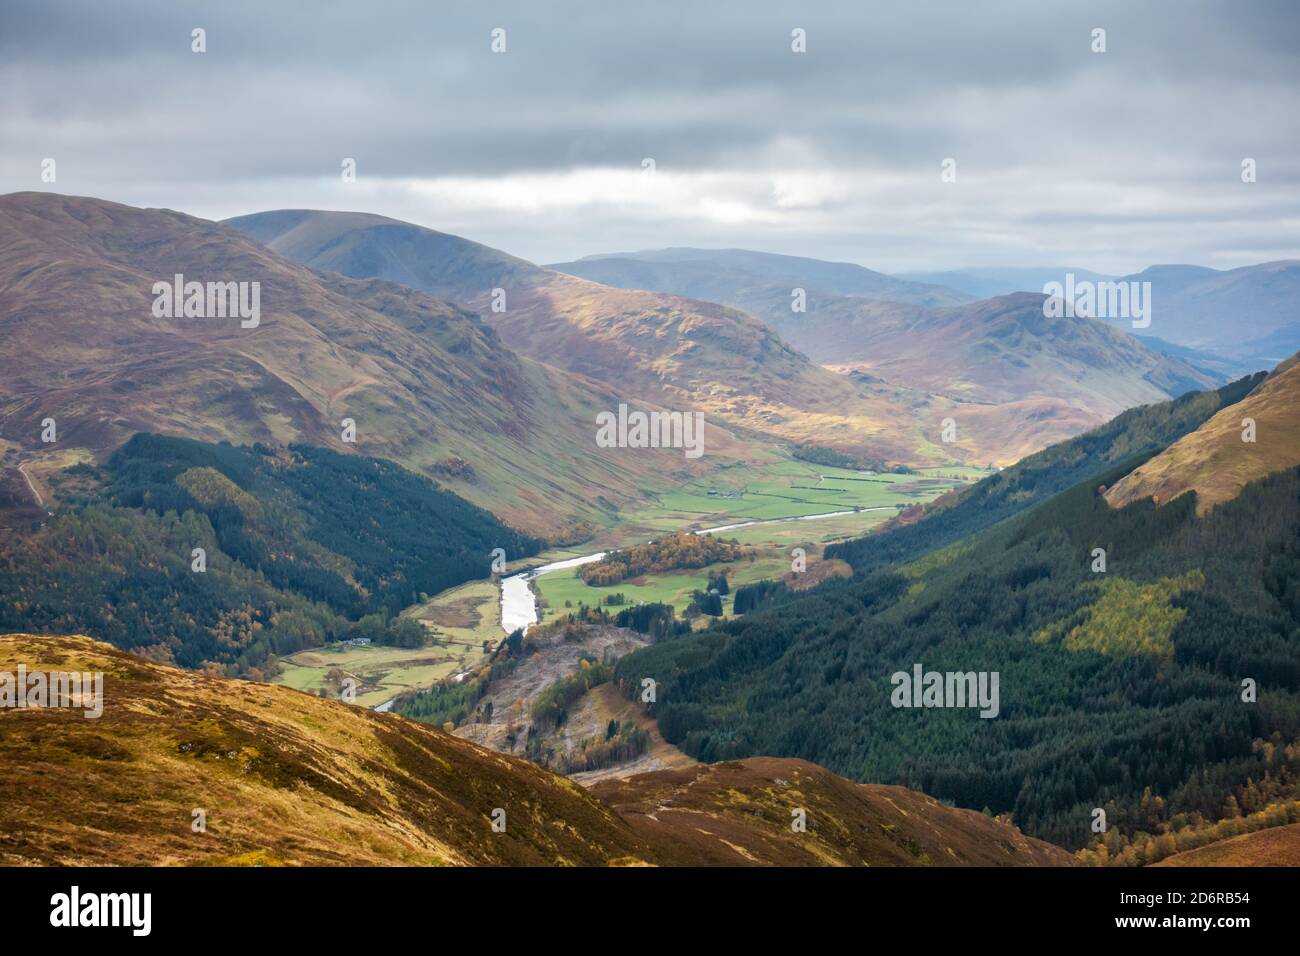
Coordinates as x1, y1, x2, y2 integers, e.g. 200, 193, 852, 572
531, 660, 614, 730
1079, 737, 1300, 865
827, 372, 1265, 575
788, 443, 887, 472
553, 721, 650, 775
0, 433, 538, 676
614, 602, 685, 640
579, 532, 749, 586
732, 579, 789, 614
615, 455, 1300, 850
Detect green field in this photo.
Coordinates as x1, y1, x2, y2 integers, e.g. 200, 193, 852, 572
534, 553, 794, 623
619, 457, 978, 536
403, 579, 503, 647
529, 455, 981, 623
274, 579, 504, 706
274, 641, 483, 708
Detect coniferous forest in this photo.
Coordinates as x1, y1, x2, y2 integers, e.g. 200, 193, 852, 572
0, 434, 538, 676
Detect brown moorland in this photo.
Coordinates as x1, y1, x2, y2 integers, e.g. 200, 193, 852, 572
0, 633, 1075, 867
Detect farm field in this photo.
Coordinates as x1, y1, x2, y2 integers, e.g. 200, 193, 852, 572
534, 552, 794, 623
274, 642, 479, 708
615, 456, 981, 540
530, 456, 981, 624
275, 581, 501, 707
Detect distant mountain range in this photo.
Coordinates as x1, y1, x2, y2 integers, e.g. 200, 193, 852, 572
229, 211, 1221, 467
903, 261, 1300, 361
227, 210, 1024, 465
550, 248, 1218, 417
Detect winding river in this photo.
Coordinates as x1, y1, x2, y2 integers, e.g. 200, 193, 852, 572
498, 506, 898, 634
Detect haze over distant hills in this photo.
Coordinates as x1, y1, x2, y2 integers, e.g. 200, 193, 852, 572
896, 267, 1116, 300
904, 261, 1300, 361
566, 247, 974, 307
551, 248, 1218, 418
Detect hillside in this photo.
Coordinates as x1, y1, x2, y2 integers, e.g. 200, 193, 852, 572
1154, 822, 1300, 867
0, 192, 742, 540
227, 210, 1122, 467
1105, 353, 1300, 514
0, 633, 1075, 866
616, 377, 1300, 853
552, 252, 1216, 417
591, 758, 1073, 867
0, 433, 539, 675
557, 247, 972, 306
826, 372, 1264, 575
901, 261, 1300, 361
1115, 260, 1300, 356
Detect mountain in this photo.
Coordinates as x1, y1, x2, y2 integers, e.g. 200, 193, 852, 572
551, 250, 1217, 417
900, 261, 1300, 361
614, 373, 1300, 858
0, 193, 745, 540
825, 372, 1265, 575
895, 267, 1116, 300
1114, 261, 1300, 357
816, 293, 1214, 411
1104, 353, 1300, 514
1133, 335, 1254, 384
561, 247, 973, 307
227, 210, 1121, 467
0, 633, 1075, 866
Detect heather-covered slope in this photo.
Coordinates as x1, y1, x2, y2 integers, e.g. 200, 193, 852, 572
0, 634, 1075, 866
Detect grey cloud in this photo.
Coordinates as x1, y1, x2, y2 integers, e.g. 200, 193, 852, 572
1, 0, 1296, 270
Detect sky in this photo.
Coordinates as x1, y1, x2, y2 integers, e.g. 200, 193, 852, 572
2, 0, 1298, 273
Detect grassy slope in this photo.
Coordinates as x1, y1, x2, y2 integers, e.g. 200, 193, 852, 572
1105, 353, 1300, 514
826, 371, 1266, 575
1154, 821, 1300, 866
0, 633, 1075, 866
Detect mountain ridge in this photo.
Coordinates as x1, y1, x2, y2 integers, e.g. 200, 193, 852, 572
0, 192, 748, 540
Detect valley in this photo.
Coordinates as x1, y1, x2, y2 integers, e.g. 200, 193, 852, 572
2, 190, 1296, 874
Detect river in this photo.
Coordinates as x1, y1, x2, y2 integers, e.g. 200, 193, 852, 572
498, 506, 898, 635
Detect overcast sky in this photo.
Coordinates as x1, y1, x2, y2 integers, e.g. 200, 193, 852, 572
3, 0, 1297, 273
